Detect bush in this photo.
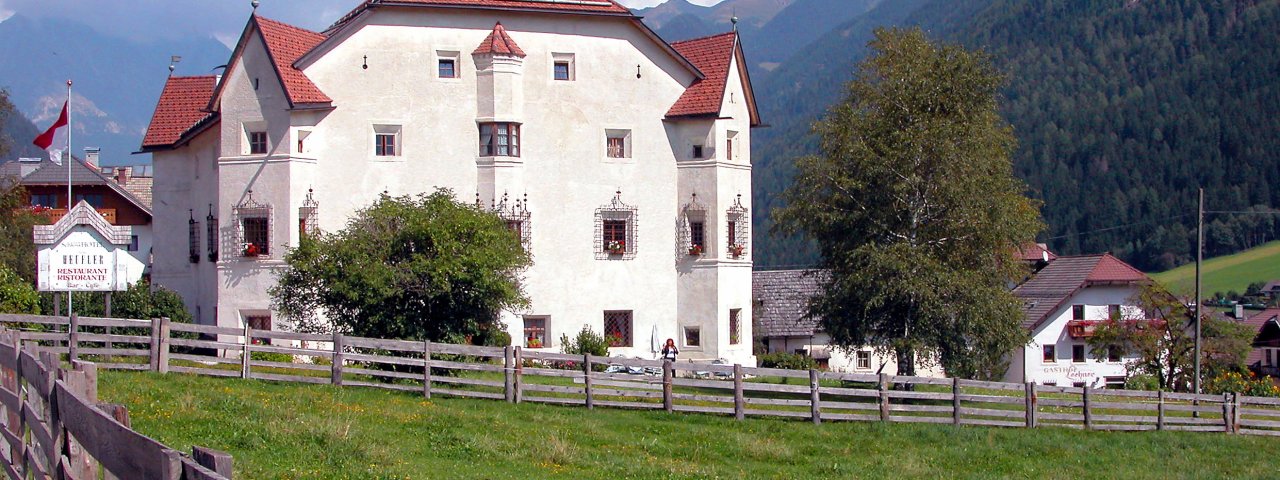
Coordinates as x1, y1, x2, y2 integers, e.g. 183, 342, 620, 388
249, 350, 294, 364
758, 352, 816, 371
560, 327, 610, 357
1206, 371, 1280, 397
1124, 374, 1161, 391
0, 265, 38, 315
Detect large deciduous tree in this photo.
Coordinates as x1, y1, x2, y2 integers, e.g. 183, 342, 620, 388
271, 190, 531, 344
775, 27, 1043, 379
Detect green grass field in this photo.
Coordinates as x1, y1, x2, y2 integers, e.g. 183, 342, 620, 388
1152, 240, 1280, 296
99, 371, 1280, 479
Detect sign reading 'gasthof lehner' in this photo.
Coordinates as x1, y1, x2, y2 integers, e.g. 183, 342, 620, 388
34, 201, 135, 292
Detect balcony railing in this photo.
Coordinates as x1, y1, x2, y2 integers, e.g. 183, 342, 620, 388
1066, 320, 1100, 338
44, 208, 117, 224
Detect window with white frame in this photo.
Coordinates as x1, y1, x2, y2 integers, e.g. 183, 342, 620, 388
605, 129, 631, 159
596, 191, 637, 260
436, 50, 459, 79
479, 122, 520, 157
683, 326, 701, 348
552, 52, 575, 81
235, 191, 271, 259
373, 124, 401, 157
243, 121, 267, 155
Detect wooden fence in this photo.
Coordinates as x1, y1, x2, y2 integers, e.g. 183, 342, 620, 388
0, 325, 234, 480
4, 313, 1280, 439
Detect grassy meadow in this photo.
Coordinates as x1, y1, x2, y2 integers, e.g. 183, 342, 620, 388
1152, 240, 1280, 296
99, 371, 1280, 479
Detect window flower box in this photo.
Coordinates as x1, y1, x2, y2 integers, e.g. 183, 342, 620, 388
729, 243, 745, 258
242, 243, 261, 258
688, 245, 703, 256
606, 240, 626, 255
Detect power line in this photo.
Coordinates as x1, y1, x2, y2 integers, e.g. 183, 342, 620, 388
1044, 213, 1195, 241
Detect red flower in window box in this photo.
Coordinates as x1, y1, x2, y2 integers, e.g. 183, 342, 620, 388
688, 245, 703, 256
242, 243, 260, 257
606, 240, 625, 255
729, 244, 746, 258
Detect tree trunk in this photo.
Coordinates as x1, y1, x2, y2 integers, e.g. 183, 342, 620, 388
896, 348, 916, 377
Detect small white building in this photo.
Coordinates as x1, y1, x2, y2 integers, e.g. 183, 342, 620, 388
752, 269, 944, 376
1005, 253, 1150, 388
140, 0, 760, 364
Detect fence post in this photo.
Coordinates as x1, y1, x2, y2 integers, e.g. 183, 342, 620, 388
192, 446, 234, 478
331, 332, 344, 386
952, 377, 962, 426
503, 346, 514, 403
66, 362, 98, 480
1157, 390, 1166, 431
39, 351, 62, 474
733, 364, 744, 421
2, 333, 21, 469
1231, 392, 1241, 434
68, 313, 79, 362
1222, 392, 1233, 434
422, 340, 432, 399
241, 323, 251, 379
514, 346, 523, 404
809, 369, 821, 425
1082, 386, 1093, 430
583, 355, 594, 410
662, 360, 674, 413
878, 373, 890, 422
157, 317, 171, 374
1024, 382, 1037, 428
148, 317, 163, 371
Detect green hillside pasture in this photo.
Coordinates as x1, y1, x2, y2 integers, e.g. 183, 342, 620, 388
1152, 240, 1280, 296
100, 371, 1280, 479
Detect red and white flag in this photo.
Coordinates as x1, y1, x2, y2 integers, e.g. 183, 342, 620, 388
32, 100, 69, 165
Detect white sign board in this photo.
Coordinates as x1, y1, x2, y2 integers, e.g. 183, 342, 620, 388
38, 230, 127, 291
34, 201, 133, 292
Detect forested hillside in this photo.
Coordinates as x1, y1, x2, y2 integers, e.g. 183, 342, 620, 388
750, 0, 1280, 272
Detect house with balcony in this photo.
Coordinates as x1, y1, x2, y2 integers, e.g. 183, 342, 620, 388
0, 152, 152, 283
140, 0, 760, 364
1005, 253, 1151, 388
1244, 308, 1280, 381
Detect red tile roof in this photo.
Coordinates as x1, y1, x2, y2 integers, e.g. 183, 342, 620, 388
667, 32, 736, 118
254, 16, 332, 106
473, 22, 526, 57
1245, 308, 1280, 365
1087, 254, 1150, 283
141, 75, 217, 149
327, 0, 632, 33
1017, 243, 1057, 263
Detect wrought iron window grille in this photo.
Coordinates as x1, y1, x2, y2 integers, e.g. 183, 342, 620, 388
595, 190, 637, 260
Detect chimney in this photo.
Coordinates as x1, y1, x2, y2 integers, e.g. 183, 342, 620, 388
18, 158, 41, 177
84, 147, 101, 168
115, 167, 130, 186
1234, 304, 1245, 319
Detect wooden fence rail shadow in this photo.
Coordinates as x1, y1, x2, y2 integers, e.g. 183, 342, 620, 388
3, 312, 1279, 443
0, 324, 233, 480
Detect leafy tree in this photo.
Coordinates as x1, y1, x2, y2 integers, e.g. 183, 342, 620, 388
271, 190, 531, 343
109, 280, 192, 323
0, 265, 39, 314
774, 27, 1042, 379
1088, 283, 1254, 392
0, 176, 45, 283
560, 327, 611, 357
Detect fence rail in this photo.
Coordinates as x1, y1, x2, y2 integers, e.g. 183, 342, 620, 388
0, 323, 234, 479
3, 313, 1278, 440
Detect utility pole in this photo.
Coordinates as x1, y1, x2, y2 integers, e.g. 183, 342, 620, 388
1194, 188, 1203, 395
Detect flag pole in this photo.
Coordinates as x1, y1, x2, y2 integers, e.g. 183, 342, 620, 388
65, 79, 72, 327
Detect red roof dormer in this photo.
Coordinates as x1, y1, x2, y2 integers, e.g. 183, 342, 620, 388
473, 22, 526, 58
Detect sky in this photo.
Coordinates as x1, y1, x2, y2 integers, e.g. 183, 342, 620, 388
0, 0, 725, 47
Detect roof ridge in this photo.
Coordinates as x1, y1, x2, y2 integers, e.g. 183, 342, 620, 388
670, 30, 737, 46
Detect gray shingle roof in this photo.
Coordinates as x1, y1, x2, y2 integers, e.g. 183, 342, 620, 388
752, 269, 827, 337
0, 157, 152, 217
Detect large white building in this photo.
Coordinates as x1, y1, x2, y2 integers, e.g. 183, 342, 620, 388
1004, 253, 1150, 388
140, 0, 760, 364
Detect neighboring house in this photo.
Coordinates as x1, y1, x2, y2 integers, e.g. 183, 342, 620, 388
1259, 281, 1280, 302
0, 152, 152, 283
140, 1, 759, 364
1006, 253, 1150, 388
1244, 308, 1280, 380
752, 269, 944, 376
